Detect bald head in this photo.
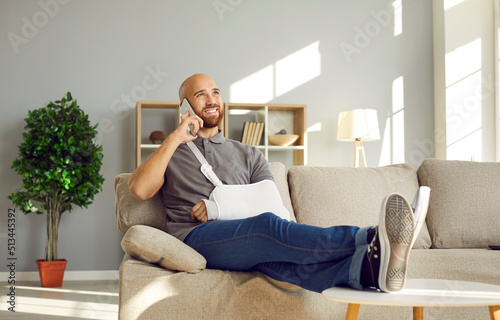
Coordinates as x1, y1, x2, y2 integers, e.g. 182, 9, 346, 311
178, 74, 216, 101
177, 74, 224, 130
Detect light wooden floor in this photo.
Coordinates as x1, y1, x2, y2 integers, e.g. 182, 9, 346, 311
1, 280, 119, 320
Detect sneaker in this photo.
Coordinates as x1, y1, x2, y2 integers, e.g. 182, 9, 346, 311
410, 186, 431, 249
365, 193, 414, 292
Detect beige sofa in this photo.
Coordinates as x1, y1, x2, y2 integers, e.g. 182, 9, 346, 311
114, 159, 500, 320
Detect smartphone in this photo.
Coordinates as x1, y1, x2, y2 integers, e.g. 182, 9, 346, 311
180, 99, 196, 137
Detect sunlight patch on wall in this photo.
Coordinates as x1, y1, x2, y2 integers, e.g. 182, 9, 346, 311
392, 109, 405, 163
444, 0, 465, 11
392, 76, 405, 163
447, 128, 482, 161
229, 65, 274, 103
378, 76, 405, 166
275, 41, 321, 97
230, 41, 321, 103
445, 38, 481, 87
445, 71, 483, 160
392, 0, 403, 36
379, 116, 392, 166
307, 122, 322, 132
392, 76, 404, 113
445, 38, 483, 161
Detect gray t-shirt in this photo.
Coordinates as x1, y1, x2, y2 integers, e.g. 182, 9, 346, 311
161, 131, 273, 241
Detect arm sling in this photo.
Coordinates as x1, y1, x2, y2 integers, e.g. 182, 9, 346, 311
186, 141, 291, 221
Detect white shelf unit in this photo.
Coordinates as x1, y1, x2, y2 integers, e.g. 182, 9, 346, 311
223, 103, 307, 166
135, 101, 307, 168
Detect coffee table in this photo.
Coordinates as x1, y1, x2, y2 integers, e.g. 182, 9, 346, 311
322, 279, 500, 320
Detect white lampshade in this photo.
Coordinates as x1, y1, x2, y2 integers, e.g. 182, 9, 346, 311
337, 109, 380, 141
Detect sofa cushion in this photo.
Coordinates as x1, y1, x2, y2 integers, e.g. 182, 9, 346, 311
417, 159, 500, 249
288, 164, 432, 249
121, 225, 206, 273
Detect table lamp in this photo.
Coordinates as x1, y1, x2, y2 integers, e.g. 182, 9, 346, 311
337, 109, 380, 167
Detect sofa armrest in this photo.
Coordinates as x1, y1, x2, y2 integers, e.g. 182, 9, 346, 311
115, 173, 169, 234
121, 225, 206, 273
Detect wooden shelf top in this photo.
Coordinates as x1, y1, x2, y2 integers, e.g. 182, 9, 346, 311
137, 101, 179, 108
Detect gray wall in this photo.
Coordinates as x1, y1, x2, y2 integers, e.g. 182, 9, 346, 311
0, 0, 434, 272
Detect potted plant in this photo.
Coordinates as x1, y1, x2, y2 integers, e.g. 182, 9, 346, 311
8, 92, 104, 287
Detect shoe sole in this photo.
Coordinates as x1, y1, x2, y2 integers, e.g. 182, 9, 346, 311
410, 186, 430, 249
378, 193, 414, 292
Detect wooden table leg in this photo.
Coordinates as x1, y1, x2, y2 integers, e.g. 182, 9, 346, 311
490, 305, 500, 320
413, 306, 424, 320
345, 303, 360, 320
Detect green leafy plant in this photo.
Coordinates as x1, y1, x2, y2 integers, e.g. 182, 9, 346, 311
9, 92, 104, 262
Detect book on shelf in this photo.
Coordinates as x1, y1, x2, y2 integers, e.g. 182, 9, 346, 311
241, 122, 264, 146
247, 122, 256, 144
256, 122, 265, 145
241, 122, 250, 144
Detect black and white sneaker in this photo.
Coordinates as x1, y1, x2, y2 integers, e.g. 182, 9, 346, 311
364, 193, 414, 292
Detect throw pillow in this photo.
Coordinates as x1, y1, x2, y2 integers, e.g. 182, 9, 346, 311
417, 159, 500, 249
121, 225, 206, 273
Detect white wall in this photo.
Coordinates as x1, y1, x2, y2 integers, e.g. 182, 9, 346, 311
0, 0, 434, 272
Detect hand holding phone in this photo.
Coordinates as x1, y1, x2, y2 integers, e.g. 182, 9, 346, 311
179, 99, 197, 137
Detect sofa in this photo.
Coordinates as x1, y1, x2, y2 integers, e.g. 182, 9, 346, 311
114, 158, 500, 320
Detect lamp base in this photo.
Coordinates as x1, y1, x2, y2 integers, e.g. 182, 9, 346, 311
354, 140, 367, 168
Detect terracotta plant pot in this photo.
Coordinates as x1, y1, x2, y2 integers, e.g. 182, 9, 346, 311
36, 259, 67, 287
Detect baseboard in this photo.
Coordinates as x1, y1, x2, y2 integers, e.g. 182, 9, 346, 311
1, 270, 119, 282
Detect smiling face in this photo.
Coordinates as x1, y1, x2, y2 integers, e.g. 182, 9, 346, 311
179, 74, 224, 129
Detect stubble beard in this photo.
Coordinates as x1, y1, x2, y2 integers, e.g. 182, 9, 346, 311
198, 105, 224, 128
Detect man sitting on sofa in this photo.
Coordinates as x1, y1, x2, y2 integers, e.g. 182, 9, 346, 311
128, 73, 424, 294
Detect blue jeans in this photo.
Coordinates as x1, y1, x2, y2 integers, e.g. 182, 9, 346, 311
184, 212, 371, 293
